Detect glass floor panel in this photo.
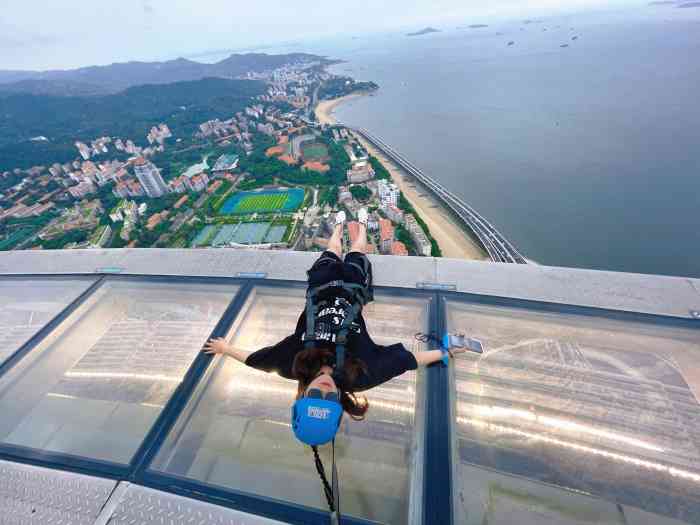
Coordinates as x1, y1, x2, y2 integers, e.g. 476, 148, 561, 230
152, 285, 431, 525
0, 279, 239, 464
446, 299, 700, 525
0, 277, 96, 366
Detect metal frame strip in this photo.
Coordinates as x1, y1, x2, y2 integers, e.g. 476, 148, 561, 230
130, 281, 255, 475
422, 292, 453, 525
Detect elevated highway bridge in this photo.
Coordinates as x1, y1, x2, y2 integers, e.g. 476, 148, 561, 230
352, 127, 527, 264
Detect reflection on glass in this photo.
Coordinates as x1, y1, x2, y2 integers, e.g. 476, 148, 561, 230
152, 286, 429, 525
0, 280, 238, 464
446, 299, 700, 524
0, 277, 96, 366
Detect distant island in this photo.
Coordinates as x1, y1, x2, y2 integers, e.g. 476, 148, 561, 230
407, 27, 441, 37
468, 24, 489, 29
678, 1, 700, 7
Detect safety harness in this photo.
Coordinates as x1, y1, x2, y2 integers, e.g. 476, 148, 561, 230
302, 257, 373, 524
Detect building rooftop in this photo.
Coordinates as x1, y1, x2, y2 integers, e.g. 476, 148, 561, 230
391, 240, 408, 256
0, 248, 698, 525
379, 218, 393, 242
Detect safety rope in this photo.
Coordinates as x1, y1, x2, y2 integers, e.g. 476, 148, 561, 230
312, 445, 335, 512
414, 331, 440, 344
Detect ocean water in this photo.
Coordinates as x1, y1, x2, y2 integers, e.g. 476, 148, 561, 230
308, 7, 700, 278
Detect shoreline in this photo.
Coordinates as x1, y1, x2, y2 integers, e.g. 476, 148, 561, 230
315, 93, 368, 126
314, 96, 488, 261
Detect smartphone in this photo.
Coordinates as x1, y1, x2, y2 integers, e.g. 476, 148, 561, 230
444, 334, 484, 354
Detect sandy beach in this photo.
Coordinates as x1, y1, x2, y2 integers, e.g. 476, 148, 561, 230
314, 97, 488, 261
315, 93, 367, 126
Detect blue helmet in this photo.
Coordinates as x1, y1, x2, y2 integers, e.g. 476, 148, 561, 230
291, 396, 343, 446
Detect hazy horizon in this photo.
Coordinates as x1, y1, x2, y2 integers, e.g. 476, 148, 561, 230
1, 0, 642, 71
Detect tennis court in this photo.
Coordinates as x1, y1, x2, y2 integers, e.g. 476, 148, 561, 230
263, 225, 287, 243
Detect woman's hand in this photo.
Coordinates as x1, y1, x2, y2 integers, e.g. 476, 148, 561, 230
448, 347, 468, 357
202, 338, 248, 364
203, 337, 232, 357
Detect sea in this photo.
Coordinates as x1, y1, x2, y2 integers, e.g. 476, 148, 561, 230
209, 6, 700, 278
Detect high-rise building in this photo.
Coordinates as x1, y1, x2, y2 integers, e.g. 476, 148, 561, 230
133, 158, 168, 198
377, 179, 400, 207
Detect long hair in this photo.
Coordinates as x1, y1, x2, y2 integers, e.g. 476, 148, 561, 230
292, 346, 369, 420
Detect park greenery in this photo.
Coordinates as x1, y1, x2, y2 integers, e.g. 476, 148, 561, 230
319, 186, 338, 207
40, 229, 89, 250
368, 156, 391, 180
349, 185, 371, 202
0, 78, 265, 171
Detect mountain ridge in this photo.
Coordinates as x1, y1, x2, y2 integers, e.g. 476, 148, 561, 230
0, 52, 335, 96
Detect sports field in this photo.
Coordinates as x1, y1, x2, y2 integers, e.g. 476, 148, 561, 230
238, 193, 287, 213
219, 188, 304, 215
301, 142, 329, 162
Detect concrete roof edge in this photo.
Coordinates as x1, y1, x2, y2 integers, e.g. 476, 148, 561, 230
0, 249, 698, 318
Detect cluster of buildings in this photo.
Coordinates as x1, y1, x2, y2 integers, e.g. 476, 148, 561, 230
198, 119, 245, 141
75, 134, 166, 161
346, 160, 375, 184
169, 171, 210, 194
68, 180, 96, 199
110, 199, 147, 235
260, 60, 330, 109
326, 130, 430, 257
74, 137, 111, 160
113, 153, 238, 201
113, 138, 142, 155
112, 159, 161, 199
1, 55, 438, 258
146, 124, 172, 145
331, 128, 350, 142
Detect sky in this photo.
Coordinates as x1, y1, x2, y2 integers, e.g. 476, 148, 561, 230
1, 0, 640, 71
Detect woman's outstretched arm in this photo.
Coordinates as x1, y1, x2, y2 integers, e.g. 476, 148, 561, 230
414, 348, 467, 366
202, 337, 248, 364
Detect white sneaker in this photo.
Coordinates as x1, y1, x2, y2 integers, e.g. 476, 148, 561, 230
358, 208, 368, 226
335, 211, 346, 225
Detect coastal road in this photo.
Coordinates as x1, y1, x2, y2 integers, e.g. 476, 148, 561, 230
352, 127, 527, 264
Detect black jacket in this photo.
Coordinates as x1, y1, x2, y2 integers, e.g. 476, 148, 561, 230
245, 310, 417, 392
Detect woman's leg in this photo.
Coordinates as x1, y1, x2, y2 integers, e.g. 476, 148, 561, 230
328, 223, 344, 258
349, 222, 367, 254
